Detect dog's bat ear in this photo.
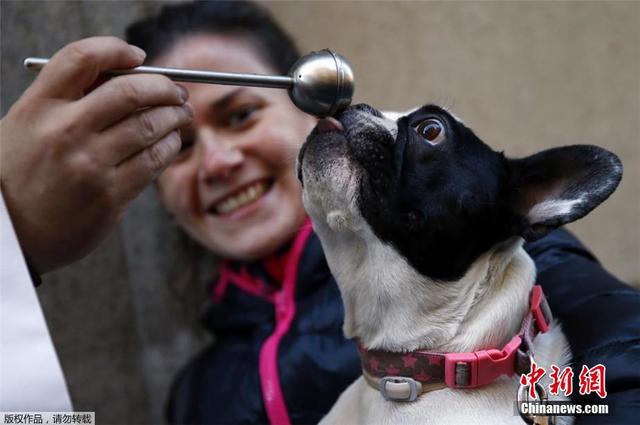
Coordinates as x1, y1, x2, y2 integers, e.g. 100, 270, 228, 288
506, 145, 622, 241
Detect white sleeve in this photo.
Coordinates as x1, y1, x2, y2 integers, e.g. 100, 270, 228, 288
0, 193, 73, 411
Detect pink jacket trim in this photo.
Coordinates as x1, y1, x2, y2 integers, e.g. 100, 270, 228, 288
214, 265, 274, 304
259, 220, 313, 425
210, 220, 314, 424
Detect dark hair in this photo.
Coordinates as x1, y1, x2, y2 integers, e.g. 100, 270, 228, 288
125, 0, 300, 75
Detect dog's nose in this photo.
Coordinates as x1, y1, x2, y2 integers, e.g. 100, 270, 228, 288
316, 117, 345, 134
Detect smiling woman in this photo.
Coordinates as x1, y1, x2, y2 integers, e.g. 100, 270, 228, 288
124, 3, 363, 424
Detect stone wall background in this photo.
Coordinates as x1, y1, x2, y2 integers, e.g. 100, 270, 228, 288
2, 1, 638, 424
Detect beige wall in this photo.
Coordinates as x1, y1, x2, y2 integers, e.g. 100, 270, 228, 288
265, 0, 640, 285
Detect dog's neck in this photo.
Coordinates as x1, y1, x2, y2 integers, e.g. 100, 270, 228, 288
317, 221, 536, 354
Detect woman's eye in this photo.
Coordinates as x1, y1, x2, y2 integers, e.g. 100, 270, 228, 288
178, 136, 195, 154
227, 105, 259, 128
172, 136, 195, 163
415, 118, 446, 145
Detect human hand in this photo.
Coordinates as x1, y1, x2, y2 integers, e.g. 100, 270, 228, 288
0, 36, 193, 273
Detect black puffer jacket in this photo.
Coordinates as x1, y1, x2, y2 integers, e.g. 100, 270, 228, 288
167, 225, 640, 424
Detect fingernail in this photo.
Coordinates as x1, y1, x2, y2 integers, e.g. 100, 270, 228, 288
176, 84, 189, 102
130, 45, 146, 61
183, 102, 194, 118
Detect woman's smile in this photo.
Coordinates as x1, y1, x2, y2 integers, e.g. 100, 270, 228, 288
209, 178, 272, 215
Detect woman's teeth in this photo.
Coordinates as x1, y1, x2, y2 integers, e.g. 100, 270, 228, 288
215, 181, 268, 214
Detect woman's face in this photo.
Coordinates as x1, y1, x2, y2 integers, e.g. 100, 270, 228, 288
154, 35, 316, 260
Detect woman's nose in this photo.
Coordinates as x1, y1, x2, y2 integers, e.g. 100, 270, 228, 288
198, 128, 245, 182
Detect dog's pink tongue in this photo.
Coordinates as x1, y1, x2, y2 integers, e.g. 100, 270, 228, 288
316, 117, 344, 133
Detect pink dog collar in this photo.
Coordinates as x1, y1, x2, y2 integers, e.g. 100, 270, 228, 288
359, 285, 552, 401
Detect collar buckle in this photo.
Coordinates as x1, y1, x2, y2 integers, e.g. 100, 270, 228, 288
444, 335, 522, 388
379, 376, 422, 401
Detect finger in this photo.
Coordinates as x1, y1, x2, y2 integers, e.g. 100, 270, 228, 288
76, 73, 188, 131
114, 130, 182, 203
28, 36, 146, 100
98, 103, 193, 165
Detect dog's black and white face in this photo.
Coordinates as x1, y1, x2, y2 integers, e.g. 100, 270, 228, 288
298, 104, 622, 282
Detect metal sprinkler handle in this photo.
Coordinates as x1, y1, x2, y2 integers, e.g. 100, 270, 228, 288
24, 49, 354, 117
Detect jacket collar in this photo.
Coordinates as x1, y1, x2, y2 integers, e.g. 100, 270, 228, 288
212, 218, 331, 303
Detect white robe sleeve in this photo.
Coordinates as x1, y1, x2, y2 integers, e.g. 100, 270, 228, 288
0, 193, 72, 411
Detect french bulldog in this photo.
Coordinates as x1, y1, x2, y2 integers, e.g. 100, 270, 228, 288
297, 104, 622, 424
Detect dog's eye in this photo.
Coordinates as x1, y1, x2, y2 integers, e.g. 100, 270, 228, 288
415, 119, 445, 145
